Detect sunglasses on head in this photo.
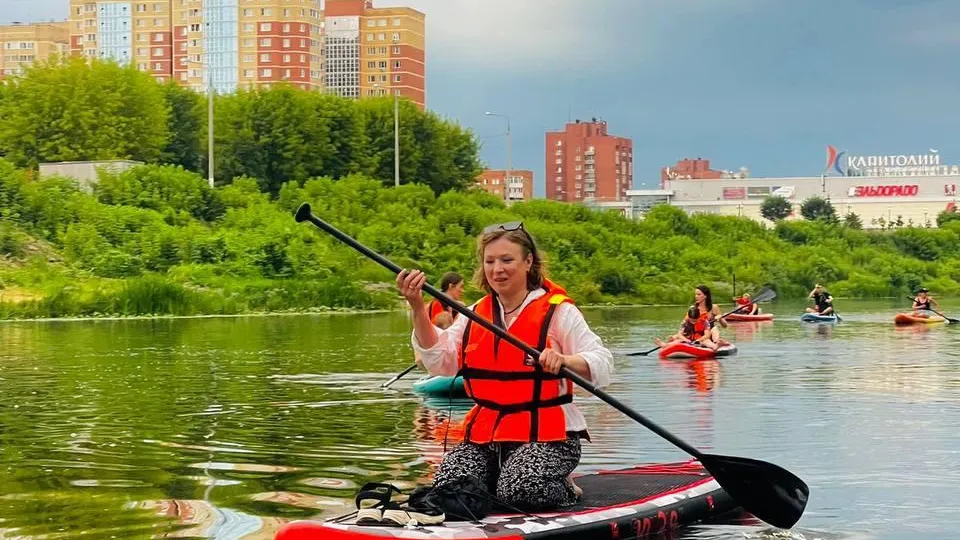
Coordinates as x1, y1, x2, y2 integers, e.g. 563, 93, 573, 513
482, 221, 525, 235
482, 221, 537, 253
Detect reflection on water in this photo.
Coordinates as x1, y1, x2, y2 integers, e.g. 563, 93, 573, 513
1, 300, 959, 539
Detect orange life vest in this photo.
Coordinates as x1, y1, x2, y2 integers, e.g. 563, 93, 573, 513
689, 309, 711, 341
428, 299, 455, 325
457, 279, 575, 444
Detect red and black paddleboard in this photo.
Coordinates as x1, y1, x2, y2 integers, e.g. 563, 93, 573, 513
275, 461, 743, 539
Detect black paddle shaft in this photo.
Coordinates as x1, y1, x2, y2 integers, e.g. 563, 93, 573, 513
295, 203, 703, 458
294, 203, 809, 529
381, 363, 418, 388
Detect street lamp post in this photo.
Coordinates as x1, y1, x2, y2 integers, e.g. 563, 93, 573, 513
485, 111, 511, 202
207, 69, 214, 189
393, 77, 399, 188
378, 57, 401, 187
187, 57, 215, 188
392, 37, 400, 187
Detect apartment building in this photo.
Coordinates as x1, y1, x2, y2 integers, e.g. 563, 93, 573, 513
476, 169, 533, 202
68, 0, 322, 90
64, 0, 423, 104
545, 119, 633, 203
0, 22, 70, 78
325, 0, 425, 107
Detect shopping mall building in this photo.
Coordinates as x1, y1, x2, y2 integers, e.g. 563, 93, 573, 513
593, 149, 960, 229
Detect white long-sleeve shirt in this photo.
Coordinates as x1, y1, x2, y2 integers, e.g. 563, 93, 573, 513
411, 288, 614, 433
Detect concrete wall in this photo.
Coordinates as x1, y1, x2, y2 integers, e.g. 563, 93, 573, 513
39, 160, 143, 193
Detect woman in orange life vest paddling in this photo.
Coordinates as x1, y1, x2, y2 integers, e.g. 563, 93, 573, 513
912, 287, 940, 316
396, 221, 614, 512
733, 292, 760, 315
427, 272, 464, 325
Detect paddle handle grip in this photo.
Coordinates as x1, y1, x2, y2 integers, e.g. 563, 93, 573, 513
295, 203, 705, 460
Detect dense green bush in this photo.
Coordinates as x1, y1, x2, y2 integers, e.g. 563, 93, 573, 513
4, 162, 960, 318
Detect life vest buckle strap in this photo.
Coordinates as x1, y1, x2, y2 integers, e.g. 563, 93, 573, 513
470, 394, 573, 414
460, 367, 564, 381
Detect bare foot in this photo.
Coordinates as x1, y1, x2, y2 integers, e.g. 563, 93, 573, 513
654, 338, 665, 347
566, 475, 583, 500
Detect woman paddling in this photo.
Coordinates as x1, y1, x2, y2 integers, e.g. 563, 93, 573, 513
733, 292, 760, 315
398, 221, 614, 513
695, 285, 728, 331
911, 287, 940, 317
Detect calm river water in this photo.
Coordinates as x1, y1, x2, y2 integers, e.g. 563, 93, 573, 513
0, 299, 958, 539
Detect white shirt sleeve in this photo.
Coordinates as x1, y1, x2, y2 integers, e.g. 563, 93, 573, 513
549, 303, 614, 389
410, 304, 472, 377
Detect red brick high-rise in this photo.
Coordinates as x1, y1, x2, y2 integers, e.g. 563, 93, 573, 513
545, 119, 632, 203
660, 158, 723, 187
476, 169, 533, 202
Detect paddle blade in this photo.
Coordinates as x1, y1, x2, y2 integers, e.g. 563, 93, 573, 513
700, 453, 808, 529
294, 203, 312, 223
751, 287, 777, 304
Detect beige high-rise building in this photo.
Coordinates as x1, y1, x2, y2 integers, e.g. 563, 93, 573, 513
68, 0, 175, 82
68, 0, 323, 91
63, 0, 424, 104
172, 0, 324, 92
325, 0, 425, 108
0, 22, 70, 78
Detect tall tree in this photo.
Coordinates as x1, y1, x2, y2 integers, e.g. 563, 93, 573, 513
313, 94, 373, 180
214, 86, 333, 193
357, 97, 481, 194
800, 196, 838, 222
0, 58, 169, 168
160, 81, 204, 172
760, 196, 792, 222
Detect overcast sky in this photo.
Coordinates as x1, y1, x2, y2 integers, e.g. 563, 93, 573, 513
5, 0, 960, 194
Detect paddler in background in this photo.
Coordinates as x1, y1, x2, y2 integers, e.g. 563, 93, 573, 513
732, 292, 760, 315
427, 272, 464, 325
415, 272, 465, 370
655, 305, 721, 351
806, 284, 834, 315
656, 285, 726, 351
912, 287, 940, 317
695, 285, 728, 330
415, 312, 454, 369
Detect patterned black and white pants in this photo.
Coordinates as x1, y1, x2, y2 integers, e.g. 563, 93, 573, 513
433, 433, 582, 512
